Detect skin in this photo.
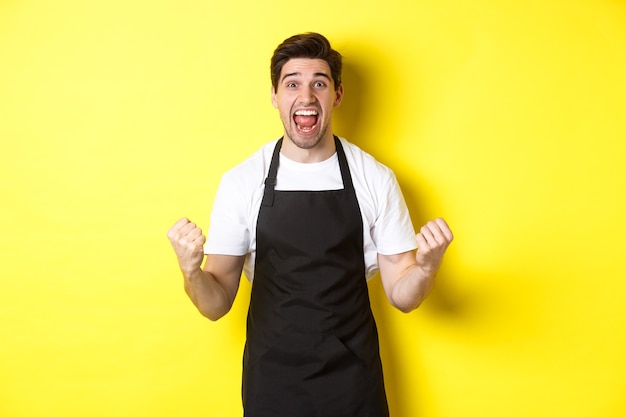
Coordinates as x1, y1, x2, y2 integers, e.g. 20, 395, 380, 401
270, 58, 343, 163
167, 57, 454, 320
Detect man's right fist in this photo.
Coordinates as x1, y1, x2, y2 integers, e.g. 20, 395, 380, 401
167, 218, 207, 275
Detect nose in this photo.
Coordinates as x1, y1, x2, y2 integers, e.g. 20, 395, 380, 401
299, 85, 316, 105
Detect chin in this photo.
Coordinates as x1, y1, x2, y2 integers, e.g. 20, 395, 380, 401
288, 135, 322, 150
287, 127, 328, 150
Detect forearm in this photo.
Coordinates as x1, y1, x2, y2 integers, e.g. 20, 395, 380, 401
168, 219, 243, 320
182, 267, 234, 321
383, 218, 454, 313
388, 264, 436, 313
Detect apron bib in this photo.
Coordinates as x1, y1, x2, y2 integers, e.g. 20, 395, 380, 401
243, 137, 389, 417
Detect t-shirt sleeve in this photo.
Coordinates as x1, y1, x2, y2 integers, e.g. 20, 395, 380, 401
371, 171, 417, 255
204, 173, 250, 256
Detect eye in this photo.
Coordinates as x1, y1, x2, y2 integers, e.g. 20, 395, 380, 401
286, 82, 297, 88
314, 81, 326, 88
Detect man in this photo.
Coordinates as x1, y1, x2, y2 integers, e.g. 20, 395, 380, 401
168, 32, 453, 417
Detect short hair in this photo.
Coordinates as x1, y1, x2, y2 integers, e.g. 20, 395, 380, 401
270, 32, 342, 91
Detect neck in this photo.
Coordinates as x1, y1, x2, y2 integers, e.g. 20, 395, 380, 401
280, 133, 336, 163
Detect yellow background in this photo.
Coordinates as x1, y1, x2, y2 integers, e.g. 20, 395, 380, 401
1, 0, 625, 416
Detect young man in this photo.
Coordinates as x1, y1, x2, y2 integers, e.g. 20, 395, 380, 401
168, 32, 453, 417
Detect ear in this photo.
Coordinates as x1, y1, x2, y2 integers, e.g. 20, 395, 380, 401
271, 86, 278, 108
333, 84, 344, 108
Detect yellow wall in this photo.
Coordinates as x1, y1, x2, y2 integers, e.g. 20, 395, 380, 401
1, 1, 625, 416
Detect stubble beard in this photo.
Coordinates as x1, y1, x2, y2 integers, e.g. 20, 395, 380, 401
284, 119, 330, 150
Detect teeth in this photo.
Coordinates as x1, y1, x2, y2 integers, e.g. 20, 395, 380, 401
294, 110, 318, 116
297, 124, 316, 132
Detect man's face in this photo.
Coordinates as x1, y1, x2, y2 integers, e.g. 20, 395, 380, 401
271, 58, 343, 151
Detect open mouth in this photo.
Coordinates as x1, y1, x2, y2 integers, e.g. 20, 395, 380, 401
293, 109, 319, 134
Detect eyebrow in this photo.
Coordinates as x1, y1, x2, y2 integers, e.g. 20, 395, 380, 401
281, 72, 332, 83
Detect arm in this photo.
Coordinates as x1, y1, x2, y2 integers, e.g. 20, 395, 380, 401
378, 218, 454, 313
167, 218, 245, 321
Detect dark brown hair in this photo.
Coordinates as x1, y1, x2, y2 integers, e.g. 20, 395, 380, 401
270, 32, 342, 91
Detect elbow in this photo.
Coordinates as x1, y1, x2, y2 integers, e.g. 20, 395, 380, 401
396, 305, 416, 314
184, 280, 232, 321
388, 290, 425, 313
387, 275, 434, 313
196, 301, 231, 321
201, 311, 226, 322
392, 300, 421, 314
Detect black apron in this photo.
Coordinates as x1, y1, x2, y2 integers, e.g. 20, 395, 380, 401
243, 137, 389, 417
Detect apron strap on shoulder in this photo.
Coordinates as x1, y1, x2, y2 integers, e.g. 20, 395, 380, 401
261, 138, 282, 207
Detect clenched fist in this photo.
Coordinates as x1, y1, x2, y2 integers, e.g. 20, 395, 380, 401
415, 218, 454, 277
167, 218, 207, 276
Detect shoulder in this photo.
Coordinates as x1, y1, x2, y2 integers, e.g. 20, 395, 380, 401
338, 137, 397, 185
339, 137, 406, 221
220, 139, 279, 188
213, 139, 279, 211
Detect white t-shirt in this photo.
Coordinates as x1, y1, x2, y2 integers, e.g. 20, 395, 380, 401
205, 137, 417, 281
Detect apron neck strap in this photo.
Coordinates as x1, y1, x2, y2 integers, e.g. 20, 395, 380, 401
261, 136, 352, 207
262, 138, 283, 207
